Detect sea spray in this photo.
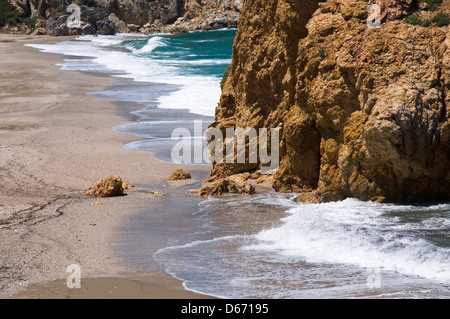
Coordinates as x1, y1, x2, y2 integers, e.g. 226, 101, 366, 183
27, 29, 235, 116
155, 196, 450, 298
26, 30, 450, 299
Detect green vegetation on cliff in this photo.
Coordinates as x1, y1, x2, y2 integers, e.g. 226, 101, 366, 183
432, 12, 450, 26
0, 0, 37, 28
220, 65, 231, 90
0, 0, 21, 27
418, 0, 443, 10
405, 0, 448, 27
78, 0, 98, 7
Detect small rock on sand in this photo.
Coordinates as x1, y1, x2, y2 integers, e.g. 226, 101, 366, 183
168, 169, 192, 181
86, 176, 134, 198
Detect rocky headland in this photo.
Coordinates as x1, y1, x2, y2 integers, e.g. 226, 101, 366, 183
209, 0, 450, 203
3, 0, 241, 35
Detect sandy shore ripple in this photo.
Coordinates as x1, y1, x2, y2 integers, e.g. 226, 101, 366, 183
0, 34, 212, 299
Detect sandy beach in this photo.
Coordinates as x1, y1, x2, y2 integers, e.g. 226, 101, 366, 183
0, 33, 213, 299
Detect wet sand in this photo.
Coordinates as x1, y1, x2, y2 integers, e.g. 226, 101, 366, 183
0, 33, 213, 299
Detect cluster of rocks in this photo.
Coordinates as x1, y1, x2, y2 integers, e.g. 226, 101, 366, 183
197, 174, 255, 197
28, 0, 450, 205
166, 168, 257, 197
142, 10, 239, 34
45, 8, 120, 36
8, 0, 241, 36
85, 169, 258, 200
182, 171, 260, 197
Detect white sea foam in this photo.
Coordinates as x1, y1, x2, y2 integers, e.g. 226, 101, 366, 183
152, 194, 450, 298
155, 77, 220, 117
245, 198, 450, 284
78, 34, 127, 46
27, 34, 449, 298
156, 234, 247, 253
26, 41, 101, 58
26, 34, 224, 116
130, 36, 168, 54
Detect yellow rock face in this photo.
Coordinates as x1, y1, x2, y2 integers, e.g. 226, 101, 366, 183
200, 174, 256, 197
168, 169, 192, 181
209, 0, 450, 203
86, 175, 128, 198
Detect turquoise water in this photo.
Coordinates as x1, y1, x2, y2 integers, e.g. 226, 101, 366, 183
27, 29, 236, 116
154, 195, 450, 299
123, 29, 235, 78
27, 30, 450, 298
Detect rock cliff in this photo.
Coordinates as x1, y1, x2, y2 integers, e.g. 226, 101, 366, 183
7, 0, 240, 35
211, 0, 450, 203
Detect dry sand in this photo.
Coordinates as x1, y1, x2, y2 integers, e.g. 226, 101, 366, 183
0, 33, 213, 299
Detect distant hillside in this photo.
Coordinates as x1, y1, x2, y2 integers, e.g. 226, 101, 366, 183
3, 0, 241, 35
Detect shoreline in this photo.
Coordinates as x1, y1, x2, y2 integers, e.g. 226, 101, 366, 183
0, 33, 214, 299
1, 34, 449, 300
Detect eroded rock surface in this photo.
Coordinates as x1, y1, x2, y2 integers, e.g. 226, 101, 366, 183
86, 175, 127, 197
199, 174, 256, 197
168, 169, 192, 181
9, 0, 240, 35
211, 0, 450, 203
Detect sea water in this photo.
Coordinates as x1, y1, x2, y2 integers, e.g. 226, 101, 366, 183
27, 30, 450, 298
27, 30, 233, 116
